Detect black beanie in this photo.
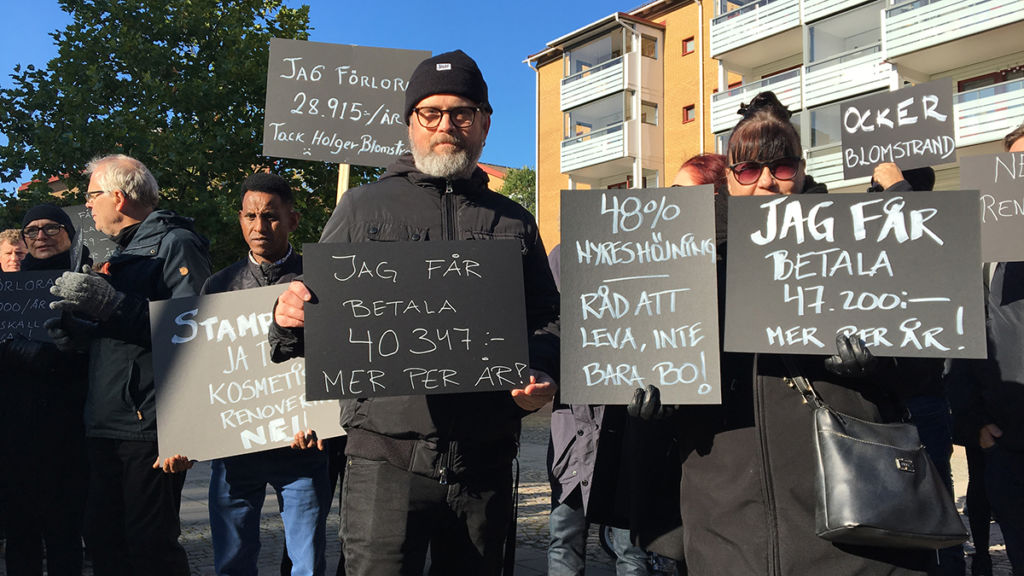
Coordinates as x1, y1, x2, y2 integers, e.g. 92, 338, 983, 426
404, 50, 491, 124
22, 203, 75, 238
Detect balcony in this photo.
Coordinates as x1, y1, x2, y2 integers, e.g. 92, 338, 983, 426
805, 144, 870, 190
803, 45, 892, 108
955, 78, 1024, 147
560, 55, 629, 112
561, 122, 631, 173
710, 0, 801, 68
711, 69, 801, 133
884, 0, 1024, 75
803, 0, 877, 23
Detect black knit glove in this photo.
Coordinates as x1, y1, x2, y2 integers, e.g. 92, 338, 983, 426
50, 264, 125, 320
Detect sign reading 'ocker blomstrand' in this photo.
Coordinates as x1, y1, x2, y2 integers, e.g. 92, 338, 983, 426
262, 38, 429, 167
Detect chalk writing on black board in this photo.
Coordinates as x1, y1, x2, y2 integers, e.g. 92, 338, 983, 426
303, 241, 530, 400
0, 271, 60, 342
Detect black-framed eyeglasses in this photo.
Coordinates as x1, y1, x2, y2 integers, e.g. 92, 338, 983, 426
85, 190, 108, 201
412, 106, 480, 129
729, 157, 802, 185
22, 223, 65, 239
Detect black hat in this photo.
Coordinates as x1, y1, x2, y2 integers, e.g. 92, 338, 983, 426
22, 203, 75, 238
404, 50, 491, 124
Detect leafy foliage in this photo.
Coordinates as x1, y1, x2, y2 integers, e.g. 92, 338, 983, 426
498, 166, 536, 215
0, 0, 382, 268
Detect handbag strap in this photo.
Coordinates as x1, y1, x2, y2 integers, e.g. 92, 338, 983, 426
780, 356, 827, 411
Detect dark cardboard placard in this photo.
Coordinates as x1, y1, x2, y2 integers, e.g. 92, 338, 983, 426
841, 79, 956, 179
0, 271, 61, 343
263, 39, 429, 167
303, 241, 530, 400
560, 187, 721, 405
63, 205, 118, 270
723, 191, 985, 358
150, 285, 345, 462
960, 152, 1024, 263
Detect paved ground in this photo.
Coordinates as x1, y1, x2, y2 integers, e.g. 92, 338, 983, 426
0, 405, 1011, 575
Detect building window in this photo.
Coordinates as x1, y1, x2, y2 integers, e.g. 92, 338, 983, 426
682, 105, 696, 124
807, 1, 882, 65
682, 37, 695, 55
958, 66, 1024, 97
641, 35, 658, 59
641, 101, 658, 125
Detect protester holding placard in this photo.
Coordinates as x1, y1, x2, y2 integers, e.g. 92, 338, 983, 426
636, 92, 930, 575
1, 204, 89, 575
972, 125, 1024, 576
272, 50, 560, 576
47, 155, 210, 575
194, 173, 334, 576
0, 229, 26, 272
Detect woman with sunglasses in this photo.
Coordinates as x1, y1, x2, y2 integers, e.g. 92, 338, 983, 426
644, 93, 931, 575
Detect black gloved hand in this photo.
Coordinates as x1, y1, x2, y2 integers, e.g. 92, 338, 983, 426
0, 334, 50, 367
627, 384, 677, 421
824, 333, 878, 377
44, 313, 98, 352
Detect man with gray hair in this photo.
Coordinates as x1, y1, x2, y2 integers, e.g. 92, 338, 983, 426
47, 153, 211, 575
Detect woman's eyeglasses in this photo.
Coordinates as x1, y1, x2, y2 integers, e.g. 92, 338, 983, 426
729, 157, 801, 185
22, 223, 65, 239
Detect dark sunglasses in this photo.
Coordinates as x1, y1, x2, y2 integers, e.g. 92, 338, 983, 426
22, 223, 65, 239
729, 157, 801, 185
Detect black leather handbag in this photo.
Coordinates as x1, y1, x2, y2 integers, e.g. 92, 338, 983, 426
784, 363, 968, 550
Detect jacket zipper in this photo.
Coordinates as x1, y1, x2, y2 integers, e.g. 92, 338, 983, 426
752, 354, 781, 576
441, 180, 456, 241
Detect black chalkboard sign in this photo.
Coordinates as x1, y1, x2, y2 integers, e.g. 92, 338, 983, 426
724, 191, 985, 358
302, 241, 529, 400
150, 285, 345, 461
841, 79, 956, 179
0, 271, 61, 343
960, 152, 1024, 263
560, 187, 721, 405
63, 204, 118, 270
263, 39, 429, 167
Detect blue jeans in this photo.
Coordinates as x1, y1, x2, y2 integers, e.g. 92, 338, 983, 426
907, 394, 966, 575
209, 447, 331, 576
548, 487, 650, 575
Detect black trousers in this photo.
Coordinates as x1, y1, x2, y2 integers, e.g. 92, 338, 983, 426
340, 455, 513, 576
84, 438, 190, 576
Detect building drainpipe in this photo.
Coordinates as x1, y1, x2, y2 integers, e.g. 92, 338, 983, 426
698, 0, 706, 154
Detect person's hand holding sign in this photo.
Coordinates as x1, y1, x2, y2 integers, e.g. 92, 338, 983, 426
512, 370, 557, 411
275, 280, 311, 328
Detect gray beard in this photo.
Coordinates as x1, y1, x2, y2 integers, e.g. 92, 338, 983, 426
411, 133, 483, 180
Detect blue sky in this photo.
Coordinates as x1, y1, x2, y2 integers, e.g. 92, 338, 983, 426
0, 0, 636, 192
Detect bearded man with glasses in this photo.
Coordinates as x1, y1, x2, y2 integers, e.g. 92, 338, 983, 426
271, 50, 560, 576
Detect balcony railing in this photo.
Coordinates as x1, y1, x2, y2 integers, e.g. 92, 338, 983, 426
885, 0, 1024, 59
954, 78, 1024, 147
804, 44, 892, 108
805, 144, 871, 190
561, 56, 627, 112
803, 0, 876, 23
711, 69, 801, 133
561, 123, 627, 173
710, 0, 800, 57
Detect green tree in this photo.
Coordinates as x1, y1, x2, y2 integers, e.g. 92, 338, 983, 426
0, 0, 381, 268
499, 166, 536, 216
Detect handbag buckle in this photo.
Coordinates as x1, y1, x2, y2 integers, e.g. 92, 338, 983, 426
895, 457, 916, 473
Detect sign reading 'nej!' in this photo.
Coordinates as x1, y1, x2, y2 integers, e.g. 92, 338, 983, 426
724, 191, 986, 358
302, 241, 529, 400
960, 152, 1024, 263
150, 285, 344, 462
263, 38, 429, 167
0, 271, 60, 343
841, 79, 956, 179
560, 187, 721, 405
